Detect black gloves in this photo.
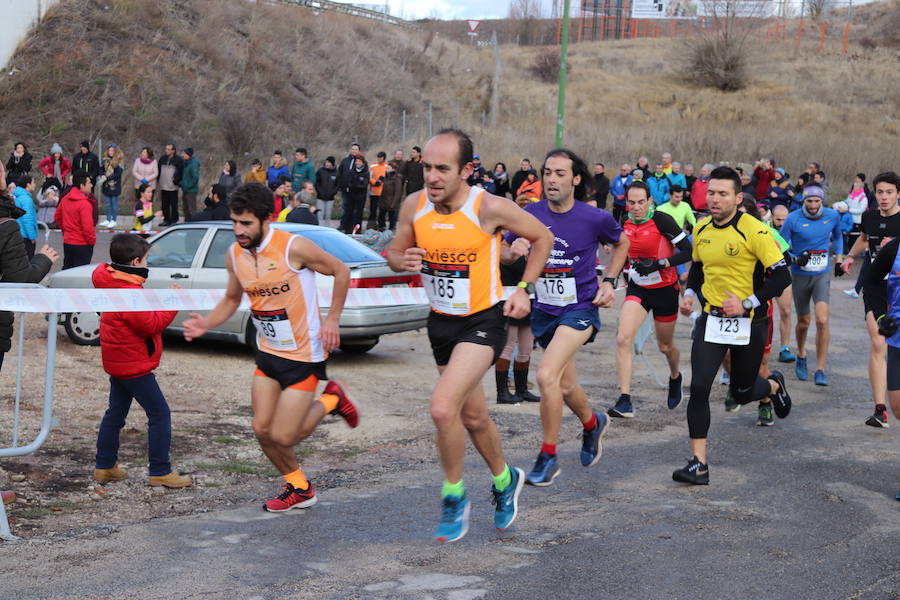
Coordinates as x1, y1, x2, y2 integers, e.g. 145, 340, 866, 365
632, 258, 664, 276
834, 262, 844, 277
795, 251, 811, 267
878, 314, 899, 338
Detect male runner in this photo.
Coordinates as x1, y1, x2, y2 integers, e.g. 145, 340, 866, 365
778, 186, 843, 386
770, 205, 797, 364
657, 184, 696, 288
842, 171, 900, 428
182, 183, 358, 511
611, 181, 692, 419
387, 129, 553, 542
504, 149, 628, 487
675, 167, 792, 485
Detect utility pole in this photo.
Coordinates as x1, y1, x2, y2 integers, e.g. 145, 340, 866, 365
556, 0, 571, 147
490, 30, 500, 128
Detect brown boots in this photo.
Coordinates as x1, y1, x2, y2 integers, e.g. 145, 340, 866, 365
93, 464, 128, 483
148, 472, 193, 488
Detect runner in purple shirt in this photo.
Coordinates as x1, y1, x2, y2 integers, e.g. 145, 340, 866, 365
503, 148, 630, 488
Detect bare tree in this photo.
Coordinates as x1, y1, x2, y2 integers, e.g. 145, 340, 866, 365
805, 0, 833, 21
509, 0, 545, 45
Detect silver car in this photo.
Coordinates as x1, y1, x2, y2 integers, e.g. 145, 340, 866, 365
49, 222, 428, 353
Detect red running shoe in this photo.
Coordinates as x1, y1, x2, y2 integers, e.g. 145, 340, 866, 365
264, 483, 317, 512
324, 380, 359, 428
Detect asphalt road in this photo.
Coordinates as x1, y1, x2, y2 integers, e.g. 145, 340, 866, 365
9, 229, 900, 600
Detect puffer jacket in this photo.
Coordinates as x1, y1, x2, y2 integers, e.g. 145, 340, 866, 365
12, 186, 37, 241
92, 264, 177, 379
0, 199, 53, 352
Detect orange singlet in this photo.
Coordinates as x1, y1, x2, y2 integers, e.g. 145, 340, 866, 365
231, 228, 326, 363
412, 186, 502, 317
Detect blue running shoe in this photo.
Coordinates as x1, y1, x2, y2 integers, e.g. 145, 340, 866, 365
580, 413, 609, 466
492, 466, 525, 530
896, 489, 900, 501
777, 346, 796, 363
607, 394, 634, 418
526, 452, 560, 486
795, 357, 808, 381
667, 373, 683, 410
814, 370, 828, 386
719, 370, 730, 385
434, 493, 470, 542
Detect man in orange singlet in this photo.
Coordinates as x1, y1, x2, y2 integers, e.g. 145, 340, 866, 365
183, 183, 358, 512
388, 129, 553, 542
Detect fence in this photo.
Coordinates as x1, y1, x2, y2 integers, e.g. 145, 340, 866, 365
0, 283, 59, 542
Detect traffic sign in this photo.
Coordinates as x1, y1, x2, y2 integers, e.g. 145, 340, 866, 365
466, 19, 481, 33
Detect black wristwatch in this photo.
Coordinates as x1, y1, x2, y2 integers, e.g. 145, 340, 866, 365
516, 281, 535, 295
602, 277, 617, 286
741, 298, 754, 312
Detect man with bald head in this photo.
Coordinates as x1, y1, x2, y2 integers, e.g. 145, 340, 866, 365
770, 204, 796, 365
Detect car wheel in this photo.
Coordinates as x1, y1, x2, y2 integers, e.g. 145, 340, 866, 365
339, 339, 378, 354
63, 312, 101, 346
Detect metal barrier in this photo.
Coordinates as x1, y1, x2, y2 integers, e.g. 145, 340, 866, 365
0, 283, 58, 541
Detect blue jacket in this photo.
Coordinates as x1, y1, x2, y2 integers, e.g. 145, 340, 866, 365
767, 182, 794, 207
647, 174, 671, 204
266, 164, 290, 189
838, 211, 853, 234
666, 172, 686, 192
779, 207, 844, 276
610, 174, 632, 206
12, 186, 37, 241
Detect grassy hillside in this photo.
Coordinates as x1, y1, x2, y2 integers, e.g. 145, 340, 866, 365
1, 0, 898, 194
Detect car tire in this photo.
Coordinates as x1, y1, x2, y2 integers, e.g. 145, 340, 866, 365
63, 312, 101, 346
339, 339, 378, 354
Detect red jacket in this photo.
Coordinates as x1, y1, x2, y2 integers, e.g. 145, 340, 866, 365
55, 188, 96, 245
691, 178, 709, 211
754, 165, 775, 201
92, 264, 177, 379
38, 155, 71, 182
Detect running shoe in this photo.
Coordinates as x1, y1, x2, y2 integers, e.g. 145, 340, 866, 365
264, 482, 317, 512
896, 489, 900, 501
434, 493, 470, 542
719, 370, 730, 385
768, 370, 792, 419
865, 406, 890, 428
525, 452, 560, 486
580, 413, 609, 467
795, 357, 808, 381
842, 288, 860, 299
324, 380, 359, 428
757, 403, 775, 427
667, 373, 683, 410
777, 346, 796, 363
607, 394, 634, 418
814, 370, 828, 386
492, 466, 525, 530
724, 388, 740, 412
672, 456, 709, 485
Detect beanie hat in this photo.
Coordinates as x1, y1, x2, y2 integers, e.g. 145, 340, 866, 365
50, 143, 63, 154
184, 147, 194, 157
80, 140, 90, 149
832, 201, 848, 211
802, 185, 825, 199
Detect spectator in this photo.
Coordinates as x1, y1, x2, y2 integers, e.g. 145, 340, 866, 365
315, 156, 338, 226
72, 140, 101, 183
180, 148, 200, 216
492, 162, 510, 198
510, 158, 532, 199
272, 175, 292, 219
191, 184, 230, 222
401, 145, 424, 194
592, 163, 610, 210
691, 163, 713, 212
244, 158, 267, 184
632, 168, 645, 182
290, 147, 315, 192
466, 153, 485, 186
845, 177, 868, 250
634, 156, 650, 176
610, 163, 632, 223
0, 194, 57, 372
661, 152, 673, 174
740, 171, 755, 199
266, 150, 290, 191
767, 168, 794, 209
337, 143, 363, 232
39, 143, 71, 190
805, 161, 820, 177
367, 151, 388, 230
285, 182, 319, 225
478, 171, 497, 195
12, 175, 38, 258
157, 143, 184, 225
683, 164, 697, 206
813, 170, 829, 198
131, 146, 158, 203
853, 172, 875, 210
99, 144, 124, 228
832, 200, 854, 252
37, 185, 59, 226
516, 169, 542, 202
218, 159, 242, 202
753, 158, 776, 201
378, 159, 405, 231
393, 149, 404, 163
6, 142, 32, 185
347, 156, 370, 232
647, 162, 671, 204
55, 171, 96, 269
666, 162, 687, 193
133, 183, 162, 232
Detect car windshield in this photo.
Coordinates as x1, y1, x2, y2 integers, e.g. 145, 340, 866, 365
273, 225, 385, 265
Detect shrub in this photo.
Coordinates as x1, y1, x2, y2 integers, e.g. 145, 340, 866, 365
529, 49, 562, 84
686, 35, 748, 92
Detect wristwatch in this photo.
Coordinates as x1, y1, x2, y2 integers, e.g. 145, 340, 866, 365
602, 277, 617, 286
741, 298, 754, 312
516, 281, 535, 295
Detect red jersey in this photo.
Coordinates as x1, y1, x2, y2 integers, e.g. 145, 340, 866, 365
623, 211, 685, 288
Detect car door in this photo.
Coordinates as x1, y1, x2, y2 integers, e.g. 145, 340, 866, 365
145, 226, 211, 329
191, 226, 248, 341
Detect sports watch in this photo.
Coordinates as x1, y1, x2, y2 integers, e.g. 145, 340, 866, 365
517, 281, 535, 295
741, 298, 754, 312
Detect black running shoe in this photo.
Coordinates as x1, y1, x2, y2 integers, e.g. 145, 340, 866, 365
768, 370, 791, 419
667, 373, 683, 410
865, 406, 889, 428
672, 456, 709, 485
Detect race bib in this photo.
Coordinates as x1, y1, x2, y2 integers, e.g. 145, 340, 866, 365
252, 308, 298, 351
801, 250, 827, 272
422, 261, 471, 315
537, 268, 577, 307
704, 313, 751, 346
630, 268, 663, 287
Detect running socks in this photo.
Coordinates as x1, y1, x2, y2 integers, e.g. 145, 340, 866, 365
442, 479, 464, 498
318, 393, 339, 413
582, 413, 598, 431
492, 465, 512, 492
540, 443, 557, 456
284, 468, 309, 491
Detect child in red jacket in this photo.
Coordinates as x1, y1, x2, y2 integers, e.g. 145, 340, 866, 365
91, 234, 191, 488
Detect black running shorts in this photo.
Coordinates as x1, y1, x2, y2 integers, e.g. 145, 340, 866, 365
255, 351, 328, 390
427, 303, 508, 367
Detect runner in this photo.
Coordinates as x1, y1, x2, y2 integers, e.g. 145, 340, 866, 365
386, 129, 553, 542
861, 233, 900, 500
504, 148, 628, 487
778, 186, 843, 386
657, 184, 696, 288
841, 171, 900, 428
610, 181, 692, 419
770, 205, 797, 364
675, 167, 793, 485
182, 183, 359, 512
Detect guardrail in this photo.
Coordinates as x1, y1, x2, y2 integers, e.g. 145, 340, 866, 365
270, 0, 421, 30
0, 283, 58, 542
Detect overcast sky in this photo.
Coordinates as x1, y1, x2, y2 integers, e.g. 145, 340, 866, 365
343, 1, 552, 20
